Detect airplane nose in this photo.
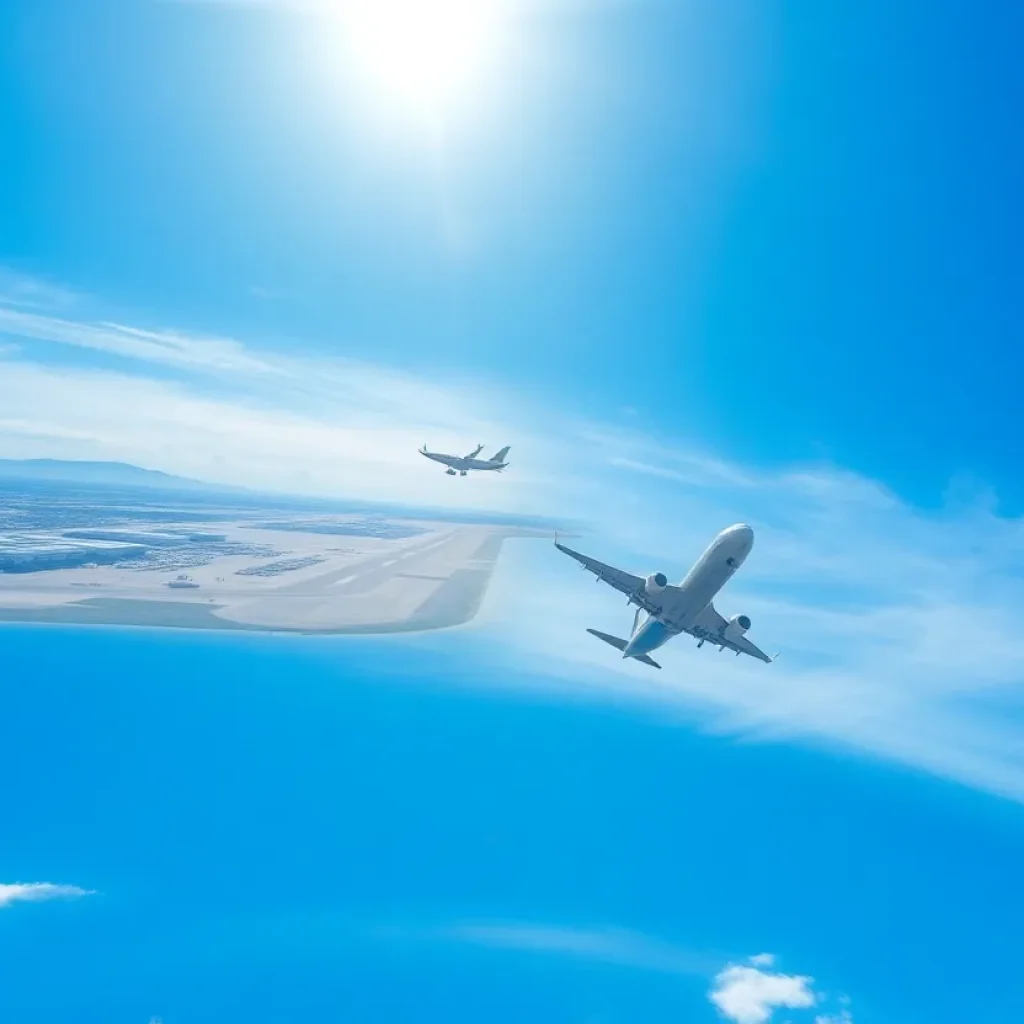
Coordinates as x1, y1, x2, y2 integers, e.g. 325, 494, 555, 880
729, 523, 754, 549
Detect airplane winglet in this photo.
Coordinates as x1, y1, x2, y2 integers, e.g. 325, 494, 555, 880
771, 651, 781, 663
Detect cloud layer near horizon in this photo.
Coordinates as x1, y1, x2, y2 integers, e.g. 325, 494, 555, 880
0, 298, 561, 512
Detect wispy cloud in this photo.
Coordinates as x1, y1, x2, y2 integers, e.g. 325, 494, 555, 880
0, 268, 81, 311
709, 959, 817, 1024
0, 882, 94, 907
0, 301, 521, 434
815, 1011, 854, 1024
437, 921, 716, 975
0, 307, 276, 376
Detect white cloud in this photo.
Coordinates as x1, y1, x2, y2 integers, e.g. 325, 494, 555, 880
749, 953, 775, 967
0, 882, 93, 907
816, 1011, 854, 1024
709, 962, 816, 1024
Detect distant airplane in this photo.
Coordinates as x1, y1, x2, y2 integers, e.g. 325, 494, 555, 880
419, 444, 511, 476
555, 523, 776, 669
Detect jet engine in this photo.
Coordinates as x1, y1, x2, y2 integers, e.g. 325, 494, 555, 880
723, 614, 751, 640
645, 572, 669, 596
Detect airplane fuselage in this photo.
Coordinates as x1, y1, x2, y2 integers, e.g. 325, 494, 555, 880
422, 453, 504, 471
623, 523, 754, 660
419, 448, 509, 473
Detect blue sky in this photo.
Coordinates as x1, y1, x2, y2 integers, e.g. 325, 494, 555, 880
3, 625, 1024, 1024
2, 1, 1024, 1022
2, 0, 1022, 509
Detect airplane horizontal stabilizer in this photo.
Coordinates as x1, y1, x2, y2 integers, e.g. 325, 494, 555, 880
586, 628, 661, 669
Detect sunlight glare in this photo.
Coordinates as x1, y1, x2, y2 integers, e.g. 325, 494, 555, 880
337, 0, 509, 126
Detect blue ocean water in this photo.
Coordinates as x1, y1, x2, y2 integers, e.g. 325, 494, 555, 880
1, 626, 1023, 1023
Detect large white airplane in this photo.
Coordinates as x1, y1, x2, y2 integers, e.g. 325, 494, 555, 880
419, 444, 511, 476
555, 523, 775, 669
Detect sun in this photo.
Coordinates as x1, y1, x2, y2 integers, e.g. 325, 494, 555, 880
334, 0, 509, 128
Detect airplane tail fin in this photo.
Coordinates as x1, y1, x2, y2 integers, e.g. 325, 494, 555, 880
490, 445, 511, 463
586, 628, 661, 669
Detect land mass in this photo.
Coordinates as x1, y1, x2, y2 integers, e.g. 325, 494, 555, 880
0, 458, 247, 493
0, 473, 542, 635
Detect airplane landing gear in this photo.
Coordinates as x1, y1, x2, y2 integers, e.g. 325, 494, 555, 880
446, 468, 457, 476
460, 470, 467, 476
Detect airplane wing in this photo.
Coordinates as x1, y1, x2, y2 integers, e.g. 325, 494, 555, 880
688, 602, 773, 663
464, 444, 484, 459
554, 541, 663, 615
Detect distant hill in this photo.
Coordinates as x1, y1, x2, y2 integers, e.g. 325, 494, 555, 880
0, 459, 244, 493
0, 458, 568, 530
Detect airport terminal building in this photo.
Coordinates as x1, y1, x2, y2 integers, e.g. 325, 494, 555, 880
0, 534, 148, 573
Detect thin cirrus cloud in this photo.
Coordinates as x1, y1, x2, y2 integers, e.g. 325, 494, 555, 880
815, 1012, 854, 1024
0, 883, 94, 908
0, 303, 496, 423
436, 920, 718, 976
0, 268, 80, 311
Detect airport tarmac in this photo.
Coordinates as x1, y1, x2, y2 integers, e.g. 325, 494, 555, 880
0, 521, 518, 634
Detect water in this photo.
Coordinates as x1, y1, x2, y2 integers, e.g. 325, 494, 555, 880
1, 626, 1023, 1023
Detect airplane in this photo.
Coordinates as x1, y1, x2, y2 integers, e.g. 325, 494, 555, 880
419, 443, 511, 476
554, 523, 775, 669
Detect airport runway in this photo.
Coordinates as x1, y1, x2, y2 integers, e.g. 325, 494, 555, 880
0, 525, 518, 635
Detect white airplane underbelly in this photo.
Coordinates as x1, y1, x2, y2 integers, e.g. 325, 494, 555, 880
670, 528, 752, 628
674, 564, 733, 626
